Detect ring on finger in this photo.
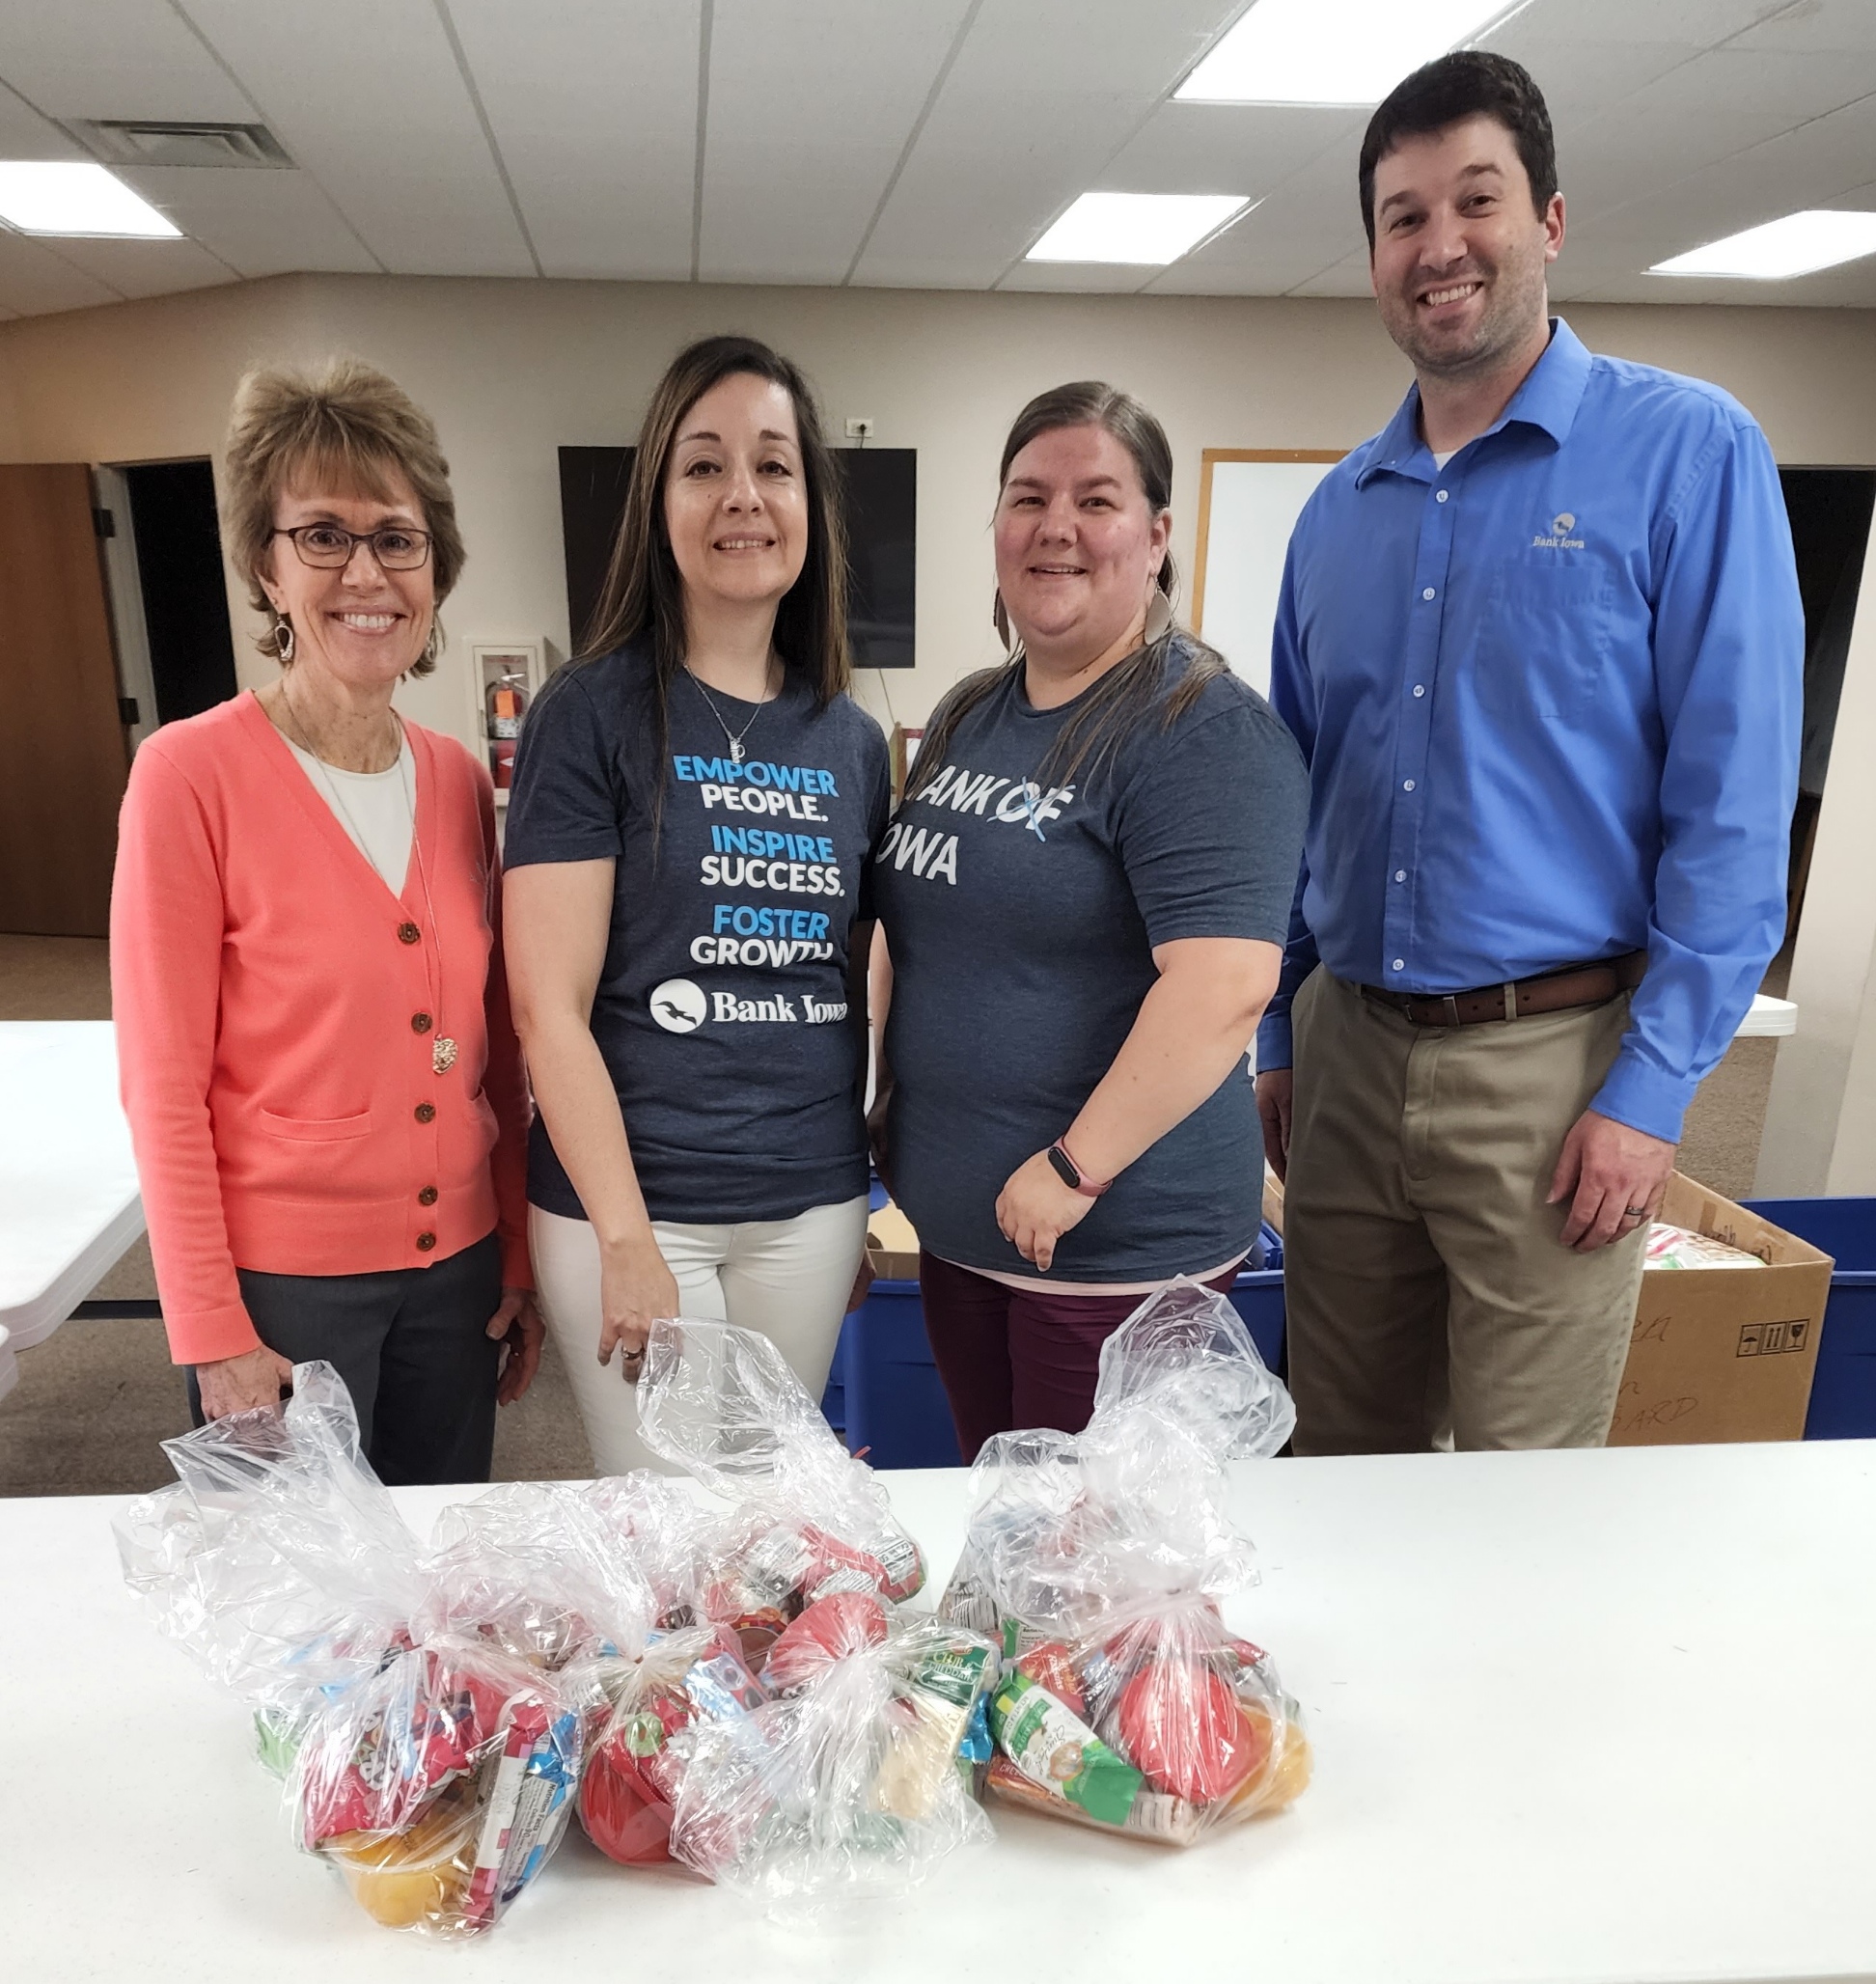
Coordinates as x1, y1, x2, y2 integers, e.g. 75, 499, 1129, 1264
1622, 1206, 1650, 1222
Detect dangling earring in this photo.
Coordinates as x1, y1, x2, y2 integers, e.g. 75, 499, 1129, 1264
275, 615, 295, 665
1144, 587, 1173, 646
992, 591, 1021, 661
423, 618, 442, 668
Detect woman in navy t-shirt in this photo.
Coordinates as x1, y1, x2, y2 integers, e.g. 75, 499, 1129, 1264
505, 335, 889, 1474
872, 381, 1308, 1461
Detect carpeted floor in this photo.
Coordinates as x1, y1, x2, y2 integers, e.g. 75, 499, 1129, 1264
2, 929, 1791, 1496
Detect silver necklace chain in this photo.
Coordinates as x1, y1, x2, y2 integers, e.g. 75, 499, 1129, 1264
685, 663, 775, 765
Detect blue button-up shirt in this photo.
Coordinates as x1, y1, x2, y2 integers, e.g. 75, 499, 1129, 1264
1257, 319, 1802, 1143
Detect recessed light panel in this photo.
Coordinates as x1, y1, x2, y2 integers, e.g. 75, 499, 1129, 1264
1177, 0, 1510, 107
0, 162, 181, 238
1651, 211, 1876, 281
1028, 192, 1252, 265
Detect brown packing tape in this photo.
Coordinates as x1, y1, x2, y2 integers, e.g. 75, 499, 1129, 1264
1608, 1171, 1835, 1447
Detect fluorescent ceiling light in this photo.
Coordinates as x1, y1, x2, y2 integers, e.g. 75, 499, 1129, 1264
1651, 210, 1876, 281
1178, 0, 1511, 106
0, 162, 181, 238
1028, 192, 1251, 265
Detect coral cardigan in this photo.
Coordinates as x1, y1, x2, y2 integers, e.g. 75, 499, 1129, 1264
110, 692, 532, 1366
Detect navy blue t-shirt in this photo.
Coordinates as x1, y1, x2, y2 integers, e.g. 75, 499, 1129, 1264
503, 640, 891, 1224
874, 639, 1308, 1281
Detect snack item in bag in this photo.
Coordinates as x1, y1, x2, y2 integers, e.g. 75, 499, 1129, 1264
940, 1278, 1310, 1849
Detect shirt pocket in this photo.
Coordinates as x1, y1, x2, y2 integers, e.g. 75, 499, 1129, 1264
258, 1106, 375, 1143
1470, 565, 1613, 721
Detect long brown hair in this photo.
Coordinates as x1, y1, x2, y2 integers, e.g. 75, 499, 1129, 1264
909, 380, 1228, 801
580, 335, 851, 758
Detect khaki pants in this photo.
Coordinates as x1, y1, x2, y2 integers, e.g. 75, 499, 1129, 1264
1285, 968, 1647, 1454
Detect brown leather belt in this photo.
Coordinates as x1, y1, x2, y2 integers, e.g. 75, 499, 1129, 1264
1361, 951, 1646, 1028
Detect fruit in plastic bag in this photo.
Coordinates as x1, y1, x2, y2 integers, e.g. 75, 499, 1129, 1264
326, 1782, 479, 1928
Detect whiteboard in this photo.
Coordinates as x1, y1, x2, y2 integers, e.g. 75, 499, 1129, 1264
1193, 453, 1340, 696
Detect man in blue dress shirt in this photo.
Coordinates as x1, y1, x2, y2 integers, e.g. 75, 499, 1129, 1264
1255, 52, 1802, 1452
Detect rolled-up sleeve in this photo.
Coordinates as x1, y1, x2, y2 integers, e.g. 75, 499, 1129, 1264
1591, 417, 1803, 1142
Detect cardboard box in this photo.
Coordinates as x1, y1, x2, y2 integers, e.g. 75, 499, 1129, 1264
865, 1199, 921, 1281
1262, 1162, 1285, 1238
1608, 1172, 1834, 1446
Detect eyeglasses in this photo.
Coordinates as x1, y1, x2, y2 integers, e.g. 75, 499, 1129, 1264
271, 523, 433, 571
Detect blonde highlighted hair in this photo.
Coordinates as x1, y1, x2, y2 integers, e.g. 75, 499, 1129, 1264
223, 357, 464, 674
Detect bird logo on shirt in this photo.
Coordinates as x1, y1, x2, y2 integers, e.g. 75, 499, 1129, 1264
1553, 511, 1576, 536
648, 978, 708, 1033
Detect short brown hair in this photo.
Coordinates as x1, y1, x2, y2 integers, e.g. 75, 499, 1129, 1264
1359, 52, 1557, 252
223, 357, 464, 674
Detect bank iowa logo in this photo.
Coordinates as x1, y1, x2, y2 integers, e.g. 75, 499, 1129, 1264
648, 978, 708, 1033
1532, 509, 1586, 550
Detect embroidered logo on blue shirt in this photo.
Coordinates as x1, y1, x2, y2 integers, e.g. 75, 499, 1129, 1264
1531, 510, 1586, 550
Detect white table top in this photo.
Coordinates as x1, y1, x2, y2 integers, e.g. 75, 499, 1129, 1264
0, 1021, 144, 1348
7, 1440, 1876, 1982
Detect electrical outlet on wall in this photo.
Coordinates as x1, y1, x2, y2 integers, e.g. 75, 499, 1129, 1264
844, 416, 875, 441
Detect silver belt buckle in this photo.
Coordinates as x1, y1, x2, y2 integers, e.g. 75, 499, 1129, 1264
1503, 982, 1518, 1022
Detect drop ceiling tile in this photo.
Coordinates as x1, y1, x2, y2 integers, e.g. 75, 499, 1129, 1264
0, 1, 252, 121
851, 0, 1239, 289
1097, 101, 1363, 200
1731, 0, 1876, 56
180, 0, 535, 276
0, 231, 124, 315
1631, 45, 1876, 120
699, 0, 976, 283
448, 0, 699, 281
41, 234, 236, 299
108, 165, 379, 276
0, 78, 89, 158
1557, 105, 1800, 223
1286, 245, 1373, 298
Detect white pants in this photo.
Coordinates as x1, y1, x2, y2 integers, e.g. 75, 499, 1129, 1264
530, 1196, 869, 1476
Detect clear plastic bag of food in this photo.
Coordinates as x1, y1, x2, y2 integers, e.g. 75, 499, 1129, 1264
421, 1478, 656, 1671
941, 1278, 1310, 1847
294, 1632, 583, 1935
637, 1316, 927, 1613
114, 1361, 428, 1750
669, 1590, 995, 1915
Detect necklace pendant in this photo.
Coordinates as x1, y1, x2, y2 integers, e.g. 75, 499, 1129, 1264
731, 739, 744, 764
431, 1036, 458, 1076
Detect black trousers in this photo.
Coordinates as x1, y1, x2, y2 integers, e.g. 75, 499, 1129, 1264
186, 1230, 502, 1485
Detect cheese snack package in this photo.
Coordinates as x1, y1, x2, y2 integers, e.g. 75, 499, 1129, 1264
939, 1278, 1311, 1847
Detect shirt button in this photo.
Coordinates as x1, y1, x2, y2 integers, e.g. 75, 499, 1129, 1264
414, 1102, 436, 1124
1421, 587, 1436, 600
1393, 959, 1405, 972
412, 1012, 433, 1034
1394, 869, 1406, 882
398, 922, 421, 945
418, 1186, 438, 1206
1413, 684, 1425, 698
1403, 779, 1416, 791
416, 1231, 437, 1253
1435, 490, 1449, 504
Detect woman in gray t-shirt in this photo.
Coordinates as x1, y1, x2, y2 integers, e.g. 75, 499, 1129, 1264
505, 336, 888, 1474
873, 381, 1307, 1461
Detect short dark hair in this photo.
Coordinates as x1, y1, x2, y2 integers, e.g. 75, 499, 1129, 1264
1358, 51, 1557, 251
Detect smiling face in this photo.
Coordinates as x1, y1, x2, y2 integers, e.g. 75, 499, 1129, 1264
663, 372, 809, 624
1368, 113, 1563, 381
993, 423, 1170, 667
261, 468, 435, 689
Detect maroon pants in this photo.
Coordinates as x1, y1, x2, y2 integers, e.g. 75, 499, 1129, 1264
919, 1251, 1242, 1463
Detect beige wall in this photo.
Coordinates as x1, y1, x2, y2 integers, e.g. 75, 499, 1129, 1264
2, 271, 1874, 748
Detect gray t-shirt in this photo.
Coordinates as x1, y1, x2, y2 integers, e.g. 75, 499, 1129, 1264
874, 639, 1307, 1281
503, 640, 891, 1224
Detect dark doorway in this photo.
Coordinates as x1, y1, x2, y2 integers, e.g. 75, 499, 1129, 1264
123, 458, 238, 723
557, 444, 918, 667
1779, 466, 1876, 947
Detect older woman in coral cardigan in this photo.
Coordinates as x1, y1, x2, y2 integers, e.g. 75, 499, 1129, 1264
110, 358, 540, 1482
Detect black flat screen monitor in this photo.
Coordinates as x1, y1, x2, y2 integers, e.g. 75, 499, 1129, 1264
557, 445, 916, 668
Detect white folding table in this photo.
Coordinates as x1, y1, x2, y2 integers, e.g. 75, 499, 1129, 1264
4, 1439, 1873, 1982
0, 1021, 145, 1400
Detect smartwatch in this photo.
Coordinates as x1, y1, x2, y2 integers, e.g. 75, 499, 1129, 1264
1047, 1138, 1112, 1198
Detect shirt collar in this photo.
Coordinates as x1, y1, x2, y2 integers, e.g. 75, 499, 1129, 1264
1356, 317, 1593, 487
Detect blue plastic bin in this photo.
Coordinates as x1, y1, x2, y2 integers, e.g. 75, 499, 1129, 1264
1741, 1198, 1876, 1440
825, 1223, 1289, 1468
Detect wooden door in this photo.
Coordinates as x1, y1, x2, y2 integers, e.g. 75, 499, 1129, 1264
0, 464, 129, 936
